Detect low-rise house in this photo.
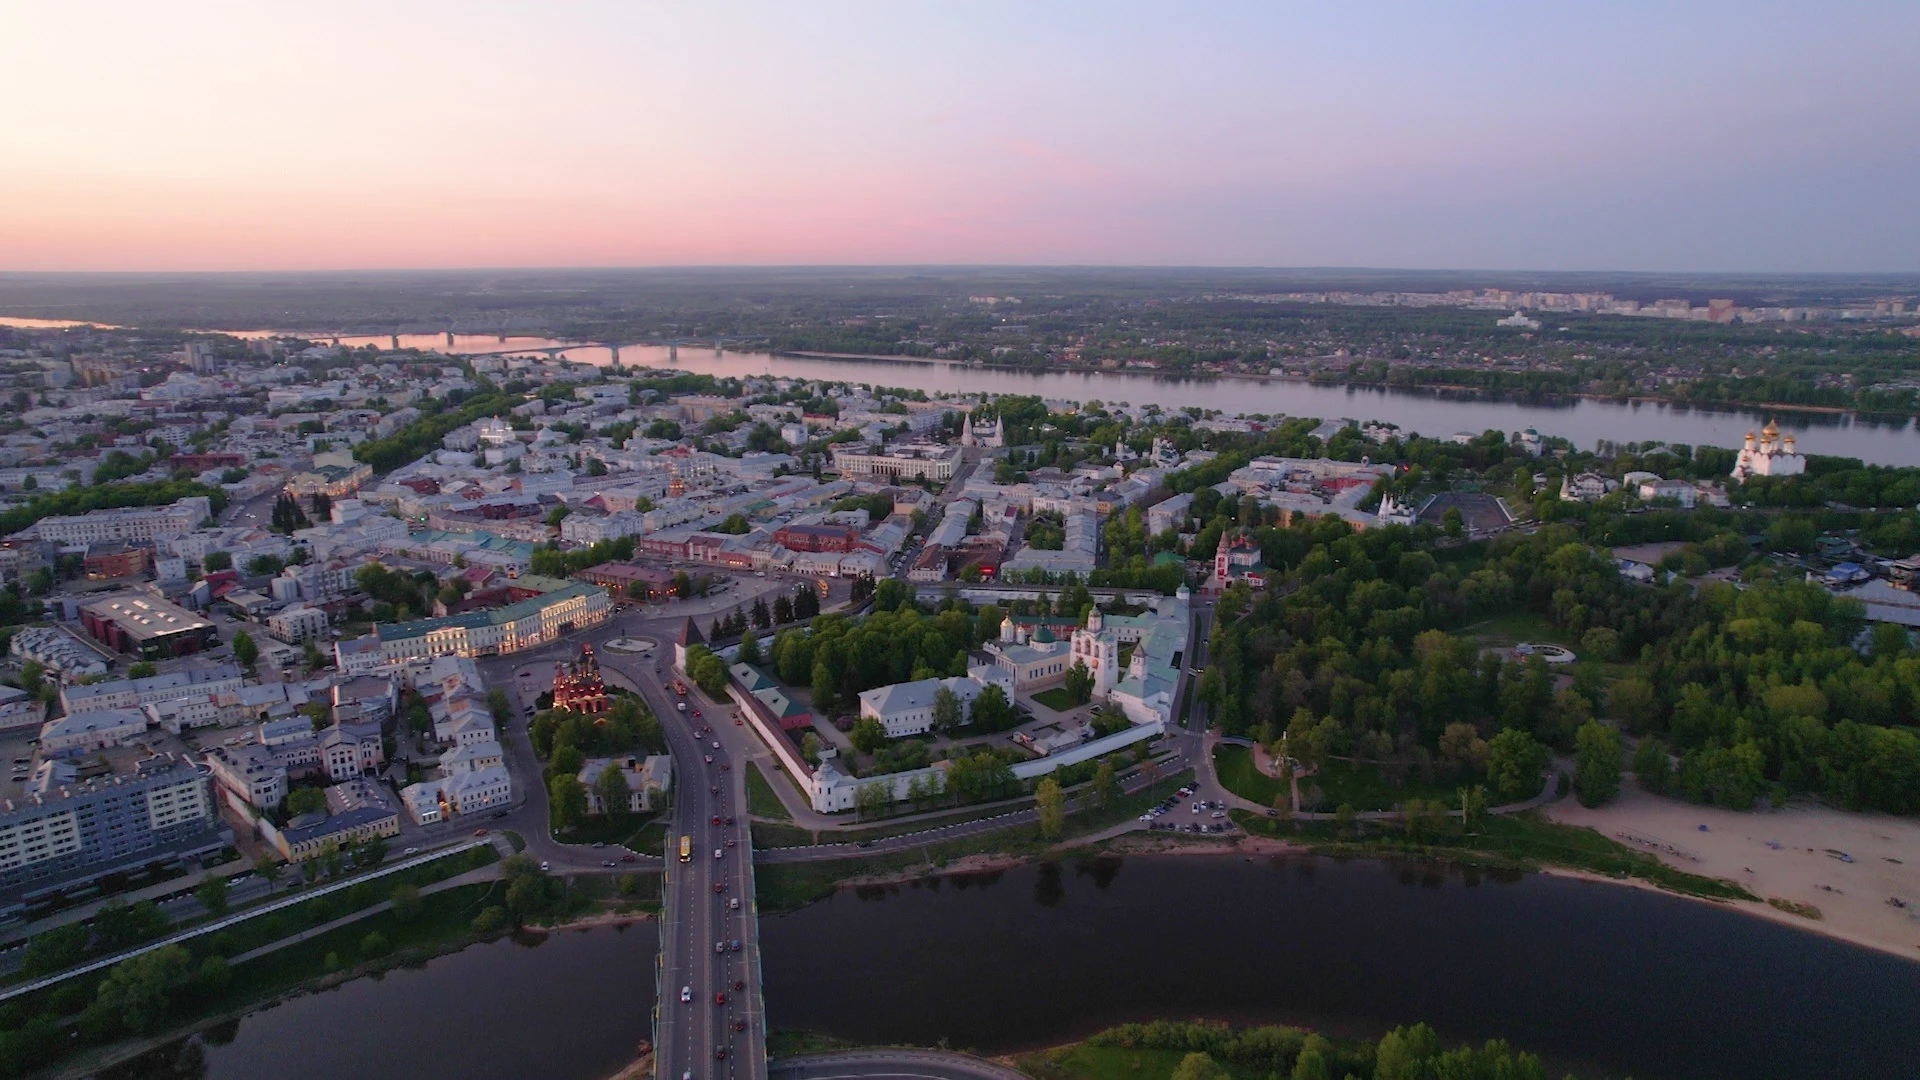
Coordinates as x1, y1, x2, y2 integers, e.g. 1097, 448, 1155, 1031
857, 670, 1012, 739
439, 740, 504, 775
1560, 472, 1619, 502
205, 743, 287, 810
39, 706, 155, 757
578, 755, 672, 814
267, 786, 400, 863
60, 664, 244, 716
399, 765, 512, 825
0, 684, 44, 732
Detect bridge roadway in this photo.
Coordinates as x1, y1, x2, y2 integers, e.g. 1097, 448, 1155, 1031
647, 657, 768, 1080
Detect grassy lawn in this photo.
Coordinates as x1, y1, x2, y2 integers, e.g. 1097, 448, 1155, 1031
746, 761, 796, 821
1307, 758, 1466, 812
751, 821, 817, 848
555, 812, 667, 848
1462, 611, 1575, 648
1030, 687, 1081, 712
1212, 744, 1287, 807
1231, 808, 1755, 902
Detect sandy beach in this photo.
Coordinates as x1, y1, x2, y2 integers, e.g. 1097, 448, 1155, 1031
1546, 784, 1920, 960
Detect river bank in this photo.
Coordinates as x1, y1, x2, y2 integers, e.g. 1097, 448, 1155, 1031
30, 882, 657, 1080
773, 346, 1888, 422
1544, 785, 1920, 961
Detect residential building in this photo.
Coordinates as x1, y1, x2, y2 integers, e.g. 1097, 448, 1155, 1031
82, 541, 149, 580
0, 754, 227, 918
60, 664, 244, 716
857, 669, 1012, 738
399, 765, 512, 825
266, 605, 330, 644
284, 454, 373, 499
205, 744, 287, 810
0, 685, 43, 732
30, 497, 211, 545
268, 799, 400, 863
772, 523, 860, 553
39, 707, 155, 757
1560, 472, 1619, 502
1146, 493, 1191, 536
334, 582, 612, 668
578, 755, 673, 814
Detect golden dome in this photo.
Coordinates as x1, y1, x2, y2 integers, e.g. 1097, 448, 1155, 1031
1762, 418, 1780, 436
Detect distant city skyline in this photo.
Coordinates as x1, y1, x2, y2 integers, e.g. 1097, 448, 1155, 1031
4, 1, 1917, 273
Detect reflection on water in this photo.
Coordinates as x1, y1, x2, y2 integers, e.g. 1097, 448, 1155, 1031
761, 855, 1920, 1080
110, 921, 659, 1080
100, 855, 1920, 1080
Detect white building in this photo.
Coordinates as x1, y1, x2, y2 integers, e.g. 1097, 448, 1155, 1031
830, 441, 962, 482
399, 765, 512, 825
266, 606, 330, 644
205, 744, 287, 810
39, 707, 155, 757
578, 755, 673, 814
1146, 493, 1191, 536
856, 669, 1013, 739
981, 620, 1076, 689
1559, 473, 1619, 502
32, 497, 211, 544
60, 665, 245, 716
439, 739, 505, 776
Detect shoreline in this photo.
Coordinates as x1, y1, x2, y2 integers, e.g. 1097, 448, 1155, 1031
767, 350, 1897, 421
35, 904, 657, 1080
812, 828, 1918, 965
1527, 861, 1920, 964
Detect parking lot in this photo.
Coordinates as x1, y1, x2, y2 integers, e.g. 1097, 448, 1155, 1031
1138, 784, 1236, 835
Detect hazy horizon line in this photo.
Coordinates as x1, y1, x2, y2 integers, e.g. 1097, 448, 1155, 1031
3, 263, 1917, 280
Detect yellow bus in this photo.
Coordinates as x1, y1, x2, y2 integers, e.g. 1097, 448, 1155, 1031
678, 835, 692, 863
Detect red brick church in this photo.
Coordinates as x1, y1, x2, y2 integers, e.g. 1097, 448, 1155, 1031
552, 642, 609, 715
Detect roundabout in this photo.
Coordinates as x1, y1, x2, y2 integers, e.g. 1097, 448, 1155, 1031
603, 636, 657, 654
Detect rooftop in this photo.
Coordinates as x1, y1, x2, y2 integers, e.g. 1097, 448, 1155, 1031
78, 592, 215, 641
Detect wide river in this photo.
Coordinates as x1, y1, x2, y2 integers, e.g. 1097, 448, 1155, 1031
107, 856, 1918, 1080
200, 329, 1920, 467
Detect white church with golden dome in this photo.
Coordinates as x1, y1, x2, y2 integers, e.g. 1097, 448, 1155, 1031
1730, 420, 1805, 481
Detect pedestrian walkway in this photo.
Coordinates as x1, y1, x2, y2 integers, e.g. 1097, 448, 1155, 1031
227, 862, 502, 965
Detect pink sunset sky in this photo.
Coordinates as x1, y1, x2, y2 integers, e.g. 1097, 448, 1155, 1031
3, 1, 1917, 272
